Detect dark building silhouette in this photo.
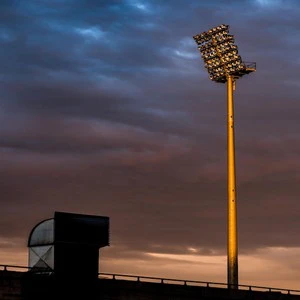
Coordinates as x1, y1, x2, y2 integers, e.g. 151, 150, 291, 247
1, 211, 300, 299
28, 211, 109, 281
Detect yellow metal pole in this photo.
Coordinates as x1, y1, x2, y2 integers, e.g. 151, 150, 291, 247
227, 75, 238, 289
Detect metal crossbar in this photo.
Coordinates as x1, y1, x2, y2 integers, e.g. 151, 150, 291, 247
244, 61, 256, 69
1, 264, 300, 295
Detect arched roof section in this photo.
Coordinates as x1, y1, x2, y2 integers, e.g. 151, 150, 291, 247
28, 218, 54, 247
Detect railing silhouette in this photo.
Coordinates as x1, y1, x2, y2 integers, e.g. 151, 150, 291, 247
1, 264, 300, 295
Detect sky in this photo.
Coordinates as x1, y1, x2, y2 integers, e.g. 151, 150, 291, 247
1, 0, 300, 291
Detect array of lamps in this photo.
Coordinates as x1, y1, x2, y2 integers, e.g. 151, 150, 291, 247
193, 24, 229, 45
193, 24, 247, 83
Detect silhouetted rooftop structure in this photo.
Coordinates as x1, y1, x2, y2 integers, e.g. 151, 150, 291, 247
1, 211, 300, 299
28, 211, 109, 280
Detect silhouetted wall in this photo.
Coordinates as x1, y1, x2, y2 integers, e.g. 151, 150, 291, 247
1, 270, 300, 300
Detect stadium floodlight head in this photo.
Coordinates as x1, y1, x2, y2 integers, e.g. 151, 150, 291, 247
193, 24, 256, 290
193, 24, 256, 83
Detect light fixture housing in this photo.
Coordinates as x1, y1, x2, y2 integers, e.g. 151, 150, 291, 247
193, 24, 256, 83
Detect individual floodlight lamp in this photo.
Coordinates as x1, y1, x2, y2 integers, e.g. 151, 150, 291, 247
193, 24, 256, 289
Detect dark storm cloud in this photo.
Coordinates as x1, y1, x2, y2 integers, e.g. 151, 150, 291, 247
1, 0, 300, 273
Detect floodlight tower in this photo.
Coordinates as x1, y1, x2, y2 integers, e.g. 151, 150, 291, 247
193, 24, 256, 289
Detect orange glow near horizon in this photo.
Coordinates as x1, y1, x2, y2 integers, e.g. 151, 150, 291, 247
2, 243, 300, 291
